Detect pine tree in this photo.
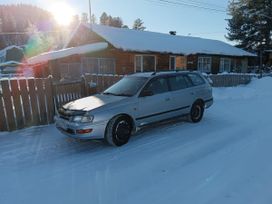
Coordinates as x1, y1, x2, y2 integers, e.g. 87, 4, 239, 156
226, 0, 272, 51
100, 12, 108, 25
110, 17, 123, 28
133, 18, 146, 31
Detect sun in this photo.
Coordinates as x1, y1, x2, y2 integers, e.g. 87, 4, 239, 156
49, 2, 75, 26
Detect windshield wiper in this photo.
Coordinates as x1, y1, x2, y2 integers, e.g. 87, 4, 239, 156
103, 92, 118, 96
114, 93, 133, 97
103, 92, 132, 97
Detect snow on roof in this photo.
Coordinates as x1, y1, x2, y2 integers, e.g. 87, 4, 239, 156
27, 42, 108, 65
79, 24, 255, 57
0, 60, 25, 67
0, 45, 23, 57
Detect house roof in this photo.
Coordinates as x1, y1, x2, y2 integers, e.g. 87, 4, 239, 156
66, 23, 255, 57
27, 42, 108, 65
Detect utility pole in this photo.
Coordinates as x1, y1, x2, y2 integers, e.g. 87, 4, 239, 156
88, 0, 92, 24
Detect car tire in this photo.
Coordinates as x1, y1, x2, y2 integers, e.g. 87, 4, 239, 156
189, 101, 204, 123
105, 115, 133, 147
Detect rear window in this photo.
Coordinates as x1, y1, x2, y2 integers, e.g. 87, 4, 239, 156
144, 77, 169, 95
187, 73, 205, 86
168, 75, 188, 91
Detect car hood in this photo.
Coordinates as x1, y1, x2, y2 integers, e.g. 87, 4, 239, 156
62, 94, 127, 111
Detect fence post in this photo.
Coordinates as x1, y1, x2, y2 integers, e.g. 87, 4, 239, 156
46, 76, 55, 123
81, 75, 87, 97
1, 80, 16, 131
0, 91, 8, 131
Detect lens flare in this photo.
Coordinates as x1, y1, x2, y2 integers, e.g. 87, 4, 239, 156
49, 1, 75, 26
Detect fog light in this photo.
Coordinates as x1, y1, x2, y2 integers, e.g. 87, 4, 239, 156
76, 129, 93, 134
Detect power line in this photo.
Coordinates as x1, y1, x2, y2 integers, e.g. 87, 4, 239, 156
146, 0, 226, 13
175, 0, 226, 10
159, 0, 226, 12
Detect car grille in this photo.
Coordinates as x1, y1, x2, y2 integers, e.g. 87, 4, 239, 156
58, 107, 86, 121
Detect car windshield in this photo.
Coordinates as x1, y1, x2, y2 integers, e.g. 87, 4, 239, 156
103, 76, 148, 97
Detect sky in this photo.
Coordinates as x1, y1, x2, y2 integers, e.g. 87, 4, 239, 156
3, 0, 232, 44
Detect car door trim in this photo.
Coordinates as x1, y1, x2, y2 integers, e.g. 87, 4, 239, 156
136, 105, 190, 120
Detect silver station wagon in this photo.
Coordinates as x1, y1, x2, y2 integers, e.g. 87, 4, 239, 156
55, 71, 213, 146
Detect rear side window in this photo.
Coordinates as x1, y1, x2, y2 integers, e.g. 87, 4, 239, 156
187, 73, 205, 86
145, 77, 169, 95
168, 75, 188, 91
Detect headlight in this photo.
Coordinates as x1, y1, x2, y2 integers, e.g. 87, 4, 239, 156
72, 115, 94, 123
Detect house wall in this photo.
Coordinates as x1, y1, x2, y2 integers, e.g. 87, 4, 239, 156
185, 54, 250, 74
49, 48, 180, 79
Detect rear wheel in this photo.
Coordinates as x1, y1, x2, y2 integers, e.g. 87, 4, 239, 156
189, 101, 204, 123
105, 115, 133, 146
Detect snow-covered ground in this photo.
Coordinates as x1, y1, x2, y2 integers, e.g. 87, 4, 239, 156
1, 77, 272, 204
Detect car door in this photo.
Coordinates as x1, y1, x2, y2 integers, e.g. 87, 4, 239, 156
135, 76, 173, 126
167, 74, 194, 116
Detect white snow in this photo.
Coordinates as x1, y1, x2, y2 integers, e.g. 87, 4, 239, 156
77, 24, 255, 57
27, 42, 108, 65
1, 77, 272, 204
0, 60, 25, 67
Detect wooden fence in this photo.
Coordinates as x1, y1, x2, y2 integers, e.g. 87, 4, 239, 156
0, 73, 255, 132
0, 74, 122, 131
0, 78, 54, 131
209, 74, 254, 87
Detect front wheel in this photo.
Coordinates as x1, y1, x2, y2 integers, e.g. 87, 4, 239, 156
189, 102, 204, 123
105, 115, 133, 146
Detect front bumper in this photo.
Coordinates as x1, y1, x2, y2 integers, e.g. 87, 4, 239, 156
205, 98, 213, 109
55, 116, 107, 139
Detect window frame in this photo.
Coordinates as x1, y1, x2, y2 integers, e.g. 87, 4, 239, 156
197, 56, 212, 73
168, 74, 189, 91
81, 57, 116, 75
219, 58, 231, 73
169, 56, 176, 70
134, 55, 157, 72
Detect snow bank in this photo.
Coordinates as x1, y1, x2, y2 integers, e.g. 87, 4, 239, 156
213, 76, 272, 100
27, 42, 108, 65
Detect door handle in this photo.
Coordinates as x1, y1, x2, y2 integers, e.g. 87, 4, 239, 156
165, 98, 170, 101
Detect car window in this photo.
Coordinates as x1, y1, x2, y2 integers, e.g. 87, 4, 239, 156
168, 75, 188, 91
187, 73, 205, 86
103, 77, 147, 96
144, 77, 169, 95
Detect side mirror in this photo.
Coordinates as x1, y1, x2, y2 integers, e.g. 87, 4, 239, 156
140, 89, 154, 97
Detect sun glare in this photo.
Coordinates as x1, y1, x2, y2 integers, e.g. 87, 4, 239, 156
49, 2, 75, 26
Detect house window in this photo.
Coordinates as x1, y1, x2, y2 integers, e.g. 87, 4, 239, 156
135, 55, 156, 72
60, 63, 81, 80
81, 57, 116, 75
220, 58, 231, 73
198, 57, 212, 73
169, 56, 176, 70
